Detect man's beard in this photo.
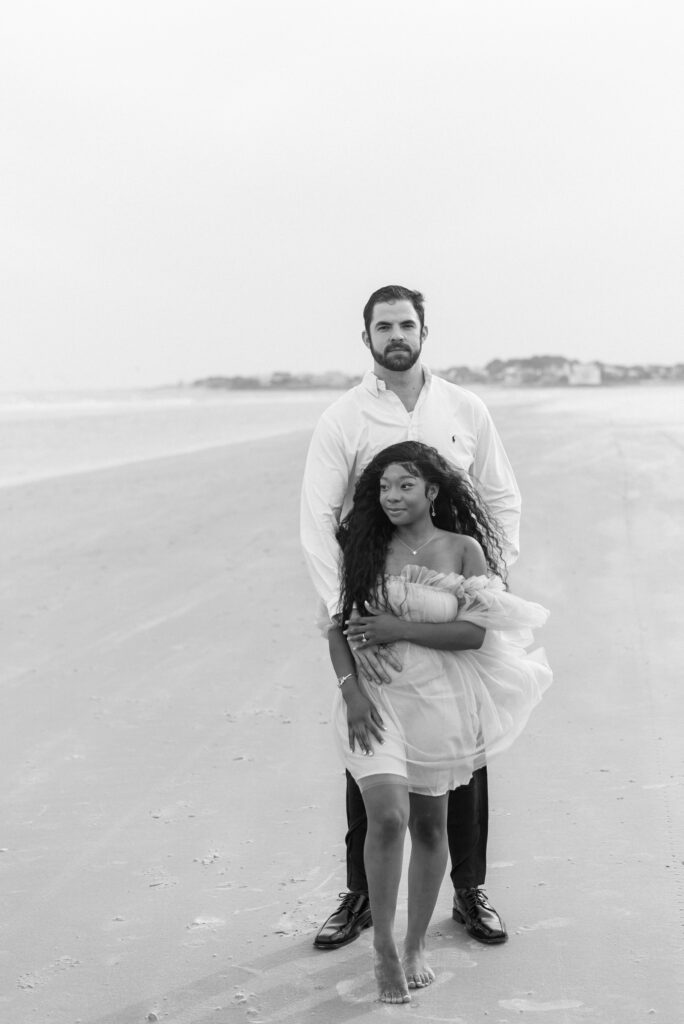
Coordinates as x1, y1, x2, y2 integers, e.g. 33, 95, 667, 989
369, 340, 422, 371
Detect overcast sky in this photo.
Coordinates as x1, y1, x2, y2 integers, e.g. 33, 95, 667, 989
2, 0, 683, 389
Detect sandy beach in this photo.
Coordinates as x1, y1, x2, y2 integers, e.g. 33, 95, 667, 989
1, 387, 683, 1023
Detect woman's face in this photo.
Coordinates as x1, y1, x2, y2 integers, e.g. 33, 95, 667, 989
378, 462, 434, 526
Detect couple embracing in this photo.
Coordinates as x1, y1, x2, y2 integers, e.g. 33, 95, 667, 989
300, 285, 551, 1003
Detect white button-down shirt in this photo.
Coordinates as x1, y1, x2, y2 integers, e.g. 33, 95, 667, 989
300, 367, 521, 621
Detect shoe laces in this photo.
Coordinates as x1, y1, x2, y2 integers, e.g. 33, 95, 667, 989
460, 887, 489, 910
336, 891, 365, 910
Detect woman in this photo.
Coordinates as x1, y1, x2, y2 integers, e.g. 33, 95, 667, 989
326, 441, 551, 1004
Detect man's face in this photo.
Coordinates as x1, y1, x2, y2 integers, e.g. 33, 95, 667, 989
363, 300, 427, 372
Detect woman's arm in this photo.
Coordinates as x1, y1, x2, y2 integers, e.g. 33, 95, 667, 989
346, 537, 489, 652
346, 614, 485, 652
328, 626, 385, 755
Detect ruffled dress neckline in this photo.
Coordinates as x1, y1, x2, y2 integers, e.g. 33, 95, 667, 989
387, 564, 506, 593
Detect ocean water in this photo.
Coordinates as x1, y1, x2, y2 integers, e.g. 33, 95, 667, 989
0, 388, 343, 487
1, 384, 681, 488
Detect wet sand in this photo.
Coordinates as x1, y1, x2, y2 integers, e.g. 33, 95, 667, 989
1, 390, 683, 1022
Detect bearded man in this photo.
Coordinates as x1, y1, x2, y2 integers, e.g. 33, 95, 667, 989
300, 284, 521, 950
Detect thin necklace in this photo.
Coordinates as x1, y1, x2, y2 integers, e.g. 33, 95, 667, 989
394, 530, 439, 557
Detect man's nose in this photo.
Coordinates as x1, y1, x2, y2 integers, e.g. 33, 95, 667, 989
390, 325, 404, 340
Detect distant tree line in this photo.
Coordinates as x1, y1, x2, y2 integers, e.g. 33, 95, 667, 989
194, 356, 684, 390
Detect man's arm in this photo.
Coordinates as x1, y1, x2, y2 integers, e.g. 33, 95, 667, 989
300, 413, 353, 620
470, 404, 522, 567
300, 414, 402, 684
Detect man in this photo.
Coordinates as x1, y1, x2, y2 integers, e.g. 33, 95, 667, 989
300, 285, 521, 950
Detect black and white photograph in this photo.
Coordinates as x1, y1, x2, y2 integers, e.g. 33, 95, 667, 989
1, 2, 682, 1021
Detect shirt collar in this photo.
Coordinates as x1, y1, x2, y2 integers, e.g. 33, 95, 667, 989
361, 364, 432, 396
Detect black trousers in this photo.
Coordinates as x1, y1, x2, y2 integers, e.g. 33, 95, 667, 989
345, 766, 489, 893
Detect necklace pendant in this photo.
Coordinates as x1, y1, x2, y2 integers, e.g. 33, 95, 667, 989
396, 531, 437, 557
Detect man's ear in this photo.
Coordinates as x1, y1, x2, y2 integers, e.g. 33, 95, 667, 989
421, 324, 429, 343
362, 330, 371, 350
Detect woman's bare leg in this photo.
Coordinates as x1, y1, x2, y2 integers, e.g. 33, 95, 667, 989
361, 780, 411, 1003
403, 792, 449, 988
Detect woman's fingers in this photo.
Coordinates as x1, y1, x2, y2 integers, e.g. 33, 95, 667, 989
349, 723, 378, 756
364, 602, 383, 615
370, 705, 386, 730
350, 733, 372, 756
344, 623, 369, 639
345, 619, 378, 648
367, 720, 385, 745
368, 705, 386, 744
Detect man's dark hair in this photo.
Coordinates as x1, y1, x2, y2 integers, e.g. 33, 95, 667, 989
362, 285, 426, 334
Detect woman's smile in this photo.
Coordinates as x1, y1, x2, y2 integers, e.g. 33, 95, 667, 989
379, 463, 433, 524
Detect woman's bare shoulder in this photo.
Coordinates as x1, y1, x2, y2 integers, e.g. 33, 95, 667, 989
435, 532, 485, 574
435, 530, 480, 550
432, 530, 467, 571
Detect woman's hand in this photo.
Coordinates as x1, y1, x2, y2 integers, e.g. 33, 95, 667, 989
345, 603, 405, 648
345, 690, 385, 755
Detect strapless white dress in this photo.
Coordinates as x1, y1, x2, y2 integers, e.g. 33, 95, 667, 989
332, 566, 552, 796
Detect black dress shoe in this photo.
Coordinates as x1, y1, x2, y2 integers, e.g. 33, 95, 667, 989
313, 891, 372, 949
452, 887, 508, 945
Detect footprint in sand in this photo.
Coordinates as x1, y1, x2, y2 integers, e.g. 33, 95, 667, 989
187, 916, 226, 930
336, 975, 378, 1004
516, 917, 572, 932
17, 956, 80, 990
500, 997, 584, 1011
337, 970, 459, 1006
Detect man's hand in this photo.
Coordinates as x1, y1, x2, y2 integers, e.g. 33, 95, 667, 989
346, 605, 403, 684
353, 644, 402, 685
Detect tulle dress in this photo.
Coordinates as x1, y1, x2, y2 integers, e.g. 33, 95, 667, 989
331, 566, 552, 796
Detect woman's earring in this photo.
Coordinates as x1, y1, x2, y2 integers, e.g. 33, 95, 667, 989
430, 498, 436, 518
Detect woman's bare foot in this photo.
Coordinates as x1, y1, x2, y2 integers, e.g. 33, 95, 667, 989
374, 945, 411, 1003
402, 943, 436, 989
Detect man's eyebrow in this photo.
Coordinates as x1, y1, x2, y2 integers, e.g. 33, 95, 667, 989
374, 317, 417, 326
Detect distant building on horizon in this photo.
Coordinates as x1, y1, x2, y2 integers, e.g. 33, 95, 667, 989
568, 362, 601, 386
191, 356, 683, 391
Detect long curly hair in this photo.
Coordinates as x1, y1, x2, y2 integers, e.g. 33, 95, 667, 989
336, 441, 506, 623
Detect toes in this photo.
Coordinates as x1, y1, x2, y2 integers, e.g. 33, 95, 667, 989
406, 969, 434, 988
380, 990, 411, 1004
406, 974, 427, 989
